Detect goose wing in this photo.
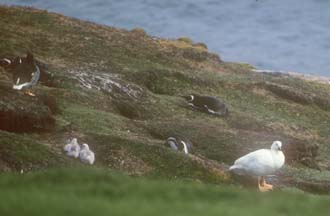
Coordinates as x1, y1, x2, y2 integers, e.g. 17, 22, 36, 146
233, 149, 276, 176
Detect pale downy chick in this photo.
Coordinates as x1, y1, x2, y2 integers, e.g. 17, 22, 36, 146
64, 138, 81, 158
79, 143, 95, 165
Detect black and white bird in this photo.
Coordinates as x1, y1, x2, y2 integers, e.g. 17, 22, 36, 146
0, 53, 40, 96
165, 137, 193, 154
182, 94, 228, 116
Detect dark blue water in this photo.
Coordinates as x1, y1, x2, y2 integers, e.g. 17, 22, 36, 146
2, 0, 330, 76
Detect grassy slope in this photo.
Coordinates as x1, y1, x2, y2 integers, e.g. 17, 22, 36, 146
1, 169, 330, 216
1, 5, 330, 210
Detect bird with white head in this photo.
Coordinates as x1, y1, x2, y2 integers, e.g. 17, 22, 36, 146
229, 141, 285, 192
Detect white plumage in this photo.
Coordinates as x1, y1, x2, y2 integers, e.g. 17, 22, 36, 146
229, 141, 285, 191
79, 144, 95, 165
63, 138, 81, 158
181, 141, 189, 154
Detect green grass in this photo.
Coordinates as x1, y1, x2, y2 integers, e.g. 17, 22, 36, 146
283, 166, 330, 182
0, 169, 329, 216
0, 131, 66, 171
62, 103, 132, 135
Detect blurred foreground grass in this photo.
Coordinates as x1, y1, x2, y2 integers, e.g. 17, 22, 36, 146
0, 168, 329, 216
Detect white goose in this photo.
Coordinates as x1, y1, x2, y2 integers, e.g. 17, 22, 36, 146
229, 141, 285, 192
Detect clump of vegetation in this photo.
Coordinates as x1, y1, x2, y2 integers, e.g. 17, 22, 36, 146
193, 42, 208, 50
177, 36, 194, 44
130, 27, 147, 37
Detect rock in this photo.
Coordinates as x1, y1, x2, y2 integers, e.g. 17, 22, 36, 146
67, 70, 144, 99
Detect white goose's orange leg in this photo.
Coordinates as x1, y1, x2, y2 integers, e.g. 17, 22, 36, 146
258, 176, 273, 192
263, 177, 273, 191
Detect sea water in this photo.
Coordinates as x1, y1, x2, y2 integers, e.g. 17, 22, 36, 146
2, 0, 330, 76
